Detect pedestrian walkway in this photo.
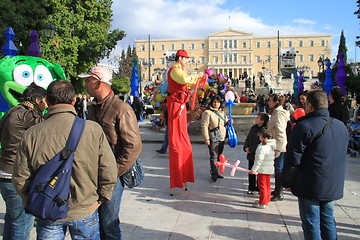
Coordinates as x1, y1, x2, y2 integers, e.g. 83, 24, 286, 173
0, 121, 359, 240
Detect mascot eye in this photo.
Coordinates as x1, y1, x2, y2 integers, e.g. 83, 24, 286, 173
13, 65, 34, 86
34, 65, 53, 88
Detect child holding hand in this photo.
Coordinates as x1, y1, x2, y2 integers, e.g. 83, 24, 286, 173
250, 129, 276, 209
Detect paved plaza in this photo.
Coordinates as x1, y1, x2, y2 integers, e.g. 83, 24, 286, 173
0, 121, 359, 239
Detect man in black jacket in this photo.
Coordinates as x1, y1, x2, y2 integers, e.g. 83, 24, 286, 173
328, 86, 349, 125
282, 89, 348, 240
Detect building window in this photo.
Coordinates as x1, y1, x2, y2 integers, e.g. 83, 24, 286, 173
229, 40, 233, 48
214, 42, 218, 49
299, 40, 303, 47
200, 57, 205, 64
321, 40, 325, 47
141, 45, 145, 51
151, 45, 155, 51
214, 56, 218, 63
224, 40, 228, 49
150, 58, 155, 65
234, 40, 237, 48
190, 43, 194, 50
267, 41, 271, 47
242, 56, 247, 62
279, 41, 282, 47
309, 54, 314, 62
229, 54, 233, 62
242, 42, 247, 48
310, 40, 314, 47
288, 41, 292, 47
181, 44, 184, 49
267, 55, 271, 62
256, 41, 260, 48
256, 56, 261, 62
161, 58, 165, 64
201, 43, 205, 49
224, 54, 228, 62
171, 44, 175, 50
233, 54, 237, 62
161, 44, 165, 51
298, 55, 303, 62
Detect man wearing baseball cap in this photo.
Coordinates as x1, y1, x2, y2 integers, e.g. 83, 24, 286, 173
79, 66, 142, 239
167, 49, 203, 195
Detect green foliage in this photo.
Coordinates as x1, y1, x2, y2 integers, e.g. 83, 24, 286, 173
355, 0, 360, 47
0, 0, 125, 93
346, 74, 360, 97
112, 76, 130, 95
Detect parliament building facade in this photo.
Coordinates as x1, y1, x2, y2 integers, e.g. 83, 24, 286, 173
135, 28, 332, 81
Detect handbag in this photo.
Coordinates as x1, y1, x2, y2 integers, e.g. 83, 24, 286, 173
121, 158, 144, 188
209, 125, 222, 143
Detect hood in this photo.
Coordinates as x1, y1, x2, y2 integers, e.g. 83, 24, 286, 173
266, 139, 277, 150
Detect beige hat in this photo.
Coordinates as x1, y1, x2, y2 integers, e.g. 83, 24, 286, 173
78, 66, 112, 85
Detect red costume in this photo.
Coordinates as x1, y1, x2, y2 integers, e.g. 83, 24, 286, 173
167, 52, 198, 189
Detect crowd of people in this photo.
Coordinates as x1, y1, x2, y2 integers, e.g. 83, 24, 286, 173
0, 48, 357, 240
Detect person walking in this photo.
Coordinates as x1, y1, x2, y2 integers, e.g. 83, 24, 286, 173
167, 49, 203, 194
282, 89, 348, 240
267, 93, 290, 201
12, 80, 117, 239
328, 86, 349, 126
201, 95, 227, 182
80, 66, 142, 239
0, 84, 47, 240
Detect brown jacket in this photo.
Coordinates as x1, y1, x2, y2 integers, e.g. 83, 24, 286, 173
267, 105, 290, 153
88, 91, 142, 176
12, 105, 117, 221
201, 108, 227, 142
0, 104, 42, 174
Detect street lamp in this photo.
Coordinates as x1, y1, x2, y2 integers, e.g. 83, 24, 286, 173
44, 23, 56, 39
317, 57, 325, 72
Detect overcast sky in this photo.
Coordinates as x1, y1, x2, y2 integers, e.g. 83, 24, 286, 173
109, 0, 359, 62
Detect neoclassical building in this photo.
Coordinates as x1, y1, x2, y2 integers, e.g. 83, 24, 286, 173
135, 28, 332, 80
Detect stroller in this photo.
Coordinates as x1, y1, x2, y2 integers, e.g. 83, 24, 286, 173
348, 121, 360, 157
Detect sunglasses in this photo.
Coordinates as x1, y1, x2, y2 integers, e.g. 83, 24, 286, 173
88, 69, 101, 81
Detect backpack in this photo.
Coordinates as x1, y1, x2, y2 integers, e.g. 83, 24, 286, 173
25, 117, 85, 220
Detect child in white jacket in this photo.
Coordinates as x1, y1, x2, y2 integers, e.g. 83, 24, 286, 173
250, 129, 276, 209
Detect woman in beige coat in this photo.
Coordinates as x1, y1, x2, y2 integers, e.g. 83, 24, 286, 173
267, 93, 290, 201
201, 95, 227, 182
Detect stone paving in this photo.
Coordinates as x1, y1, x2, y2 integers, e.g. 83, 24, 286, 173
0, 120, 359, 240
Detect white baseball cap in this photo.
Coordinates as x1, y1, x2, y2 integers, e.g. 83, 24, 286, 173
78, 66, 112, 85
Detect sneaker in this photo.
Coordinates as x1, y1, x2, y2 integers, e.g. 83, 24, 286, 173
217, 174, 224, 179
156, 149, 166, 154
252, 203, 267, 209
247, 191, 259, 195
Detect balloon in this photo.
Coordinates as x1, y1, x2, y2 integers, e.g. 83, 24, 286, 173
214, 154, 256, 175
204, 68, 213, 76
294, 108, 306, 120
225, 91, 235, 102
190, 74, 208, 110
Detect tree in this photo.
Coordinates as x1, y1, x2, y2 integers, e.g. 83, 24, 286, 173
111, 76, 130, 95
0, 0, 125, 92
355, 0, 360, 47
0, 0, 51, 56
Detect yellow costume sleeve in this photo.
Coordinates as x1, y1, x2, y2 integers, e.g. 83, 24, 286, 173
170, 64, 198, 85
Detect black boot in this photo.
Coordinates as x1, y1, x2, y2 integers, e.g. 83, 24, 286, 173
271, 175, 284, 201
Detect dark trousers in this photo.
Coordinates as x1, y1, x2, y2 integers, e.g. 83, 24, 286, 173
248, 159, 258, 191
208, 141, 225, 176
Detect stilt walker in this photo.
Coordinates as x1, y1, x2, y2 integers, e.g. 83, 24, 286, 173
167, 49, 203, 195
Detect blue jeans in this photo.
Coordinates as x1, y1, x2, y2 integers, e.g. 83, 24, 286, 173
160, 126, 168, 152
0, 180, 34, 240
98, 178, 124, 240
298, 197, 337, 240
274, 152, 285, 176
36, 210, 100, 239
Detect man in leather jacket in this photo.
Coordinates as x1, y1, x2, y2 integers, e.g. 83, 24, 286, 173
80, 66, 142, 240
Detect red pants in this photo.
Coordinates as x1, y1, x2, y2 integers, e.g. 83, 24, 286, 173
257, 174, 271, 205
167, 97, 194, 188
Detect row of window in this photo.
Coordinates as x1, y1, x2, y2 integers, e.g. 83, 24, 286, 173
256, 40, 328, 48
140, 39, 328, 51
142, 53, 326, 65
